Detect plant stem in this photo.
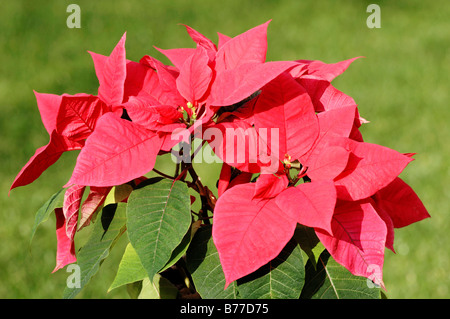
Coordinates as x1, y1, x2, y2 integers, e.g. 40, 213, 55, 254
153, 168, 175, 180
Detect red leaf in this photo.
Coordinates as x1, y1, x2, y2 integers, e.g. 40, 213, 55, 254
299, 57, 362, 82
254, 72, 319, 161
123, 59, 167, 104
373, 201, 396, 252
56, 94, 109, 141
305, 145, 350, 181
53, 208, 76, 273
63, 185, 86, 241
374, 177, 430, 228
155, 47, 196, 70
176, 46, 213, 103
33, 91, 62, 135
299, 106, 356, 180
315, 200, 387, 287
217, 32, 231, 49
94, 32, 127, 107
91, 53, 169, 107
210, 61, 298, 107
316, 105, 357, 139
215, 20, 270, 72
275, 181, 337, 234
217, 163, 232, 197
204, 116, 261, 173
79, 186, 112, 230
334, 139, 414, 201
124, 96, 184, 132
10, 131, 83, 193
141, 55, 185, 106
66, 113, 162, 187
302, 79, 356, 113
182, 24, 217, 60
228, 171, 253, 190
212, 183, 299, 287
253, 173, 288, 200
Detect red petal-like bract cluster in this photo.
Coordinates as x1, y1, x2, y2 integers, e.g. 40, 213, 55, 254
11, 21, 429, 286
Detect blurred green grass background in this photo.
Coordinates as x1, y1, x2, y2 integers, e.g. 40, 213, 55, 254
1, 0, 448, 298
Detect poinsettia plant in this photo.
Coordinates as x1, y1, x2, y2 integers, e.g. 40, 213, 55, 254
10, 20, 430, 299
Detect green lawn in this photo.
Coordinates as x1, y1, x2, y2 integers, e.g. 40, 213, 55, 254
1, 0, 448, 298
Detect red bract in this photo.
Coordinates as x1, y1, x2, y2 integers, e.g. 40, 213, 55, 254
11, 20, 429, 290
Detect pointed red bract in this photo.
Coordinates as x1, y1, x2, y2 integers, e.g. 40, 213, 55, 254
253, 173, 288, 200
298, 57, 362, 82
254, 72, 319, 161
374, 201, 396, 252
176, 46, 213, 103
53, 208, 76, 273
305, 145, 350, 181
275, 181, 337, 235
10, 131, 83, 193
183, 24, 216, 49
217, 163, 232, 198
315, 199, 387, 287
95, 32, 127, 108
79, 186, 112, 230
56, 94, 109, 141
213, 183, 299, 288
204, 116, 261, 173
217, 32, 231, 49
66, 113, 162, 187
63, 185, 86, 241
123, 96, 184, 132
215, 20, 270, 72
155, 47, 196, 70
210, 61, 297, 106
374, 177, 430, 228
334, 139, 414, 201
299, 105, 356, 180
33, 91, 62, 134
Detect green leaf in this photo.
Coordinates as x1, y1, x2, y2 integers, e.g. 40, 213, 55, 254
159, 220, 202, 274
63, 203, 127, 299
108, 243, 147, 292
138, 275, 178, 299
293, 224, 320, 268
104, 184, 134, 206
126, 281, 142, 299
30, 188, 65, 246
300, 250, 381, 299
126, 179, 191, 281
186, 225, 238, 299
236, 238, 305, 299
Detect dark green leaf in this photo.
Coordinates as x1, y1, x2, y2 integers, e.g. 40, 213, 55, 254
159, 220, 202, 274
293, 224, 320, 268
138, 275, 178, 299
63, 203, 127, 299
126, 281, 142, 299
108, 243, 147, 292
30, 188, 65, 246
126, 179, 191, 281
236, 238, 305, 299
186, 225, 238, 299
301, 250, 381, 299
